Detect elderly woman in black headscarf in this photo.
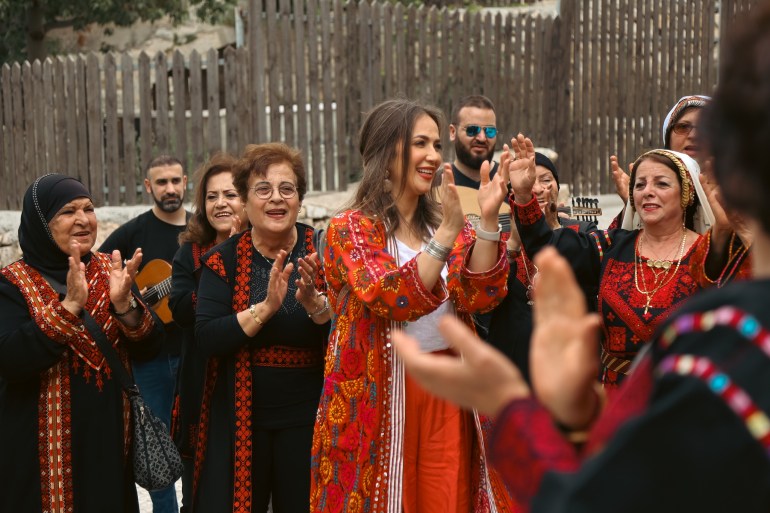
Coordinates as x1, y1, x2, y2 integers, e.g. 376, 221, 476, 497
0, 174, 162, 513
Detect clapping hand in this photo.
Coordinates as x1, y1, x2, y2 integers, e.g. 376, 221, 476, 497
109, 247, 142, 313
477, 159, 510, 226
61, 242, 89, 316
392, 315, 530, 417
262, 249, 295, 317
530, 247, 602, 429
438, 164, 466, 237
295, 251, 322, 308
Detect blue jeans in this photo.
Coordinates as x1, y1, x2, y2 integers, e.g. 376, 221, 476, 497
132, 352, 181, 513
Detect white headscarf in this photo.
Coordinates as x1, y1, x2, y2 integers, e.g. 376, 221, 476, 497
662, 95, 711, 148
621, 150, 714, 234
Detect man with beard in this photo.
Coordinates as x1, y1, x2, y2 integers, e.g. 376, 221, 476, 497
449, 94, 500, 188
100, 155, 190, 513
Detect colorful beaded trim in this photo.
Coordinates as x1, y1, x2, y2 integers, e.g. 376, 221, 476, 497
657, 306, 770, 454
657, 354, 770, 454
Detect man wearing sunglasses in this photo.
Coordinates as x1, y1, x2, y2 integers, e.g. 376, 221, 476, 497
448, 95, 500, 188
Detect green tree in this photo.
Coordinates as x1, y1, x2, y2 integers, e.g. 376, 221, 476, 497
0, 0, 236, 64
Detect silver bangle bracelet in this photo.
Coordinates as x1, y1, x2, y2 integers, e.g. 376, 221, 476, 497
476, 223, 502, 242
308, 293, 330, 318
424, 238, 452, 261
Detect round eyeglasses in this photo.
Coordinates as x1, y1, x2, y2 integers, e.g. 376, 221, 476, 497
250, 181, 298, 200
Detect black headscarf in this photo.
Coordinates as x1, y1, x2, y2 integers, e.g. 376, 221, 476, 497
535, 152, 560, 189
18, 174, 93, 283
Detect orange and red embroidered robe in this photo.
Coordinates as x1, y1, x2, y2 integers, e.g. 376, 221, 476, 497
310, 210, 517, 513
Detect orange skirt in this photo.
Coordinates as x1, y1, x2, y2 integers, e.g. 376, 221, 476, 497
402, 349, 473, 513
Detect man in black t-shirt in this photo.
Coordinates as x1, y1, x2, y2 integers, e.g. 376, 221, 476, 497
448, 94, 500, 188
100, 155, 189, 513
447, 95, 501, 338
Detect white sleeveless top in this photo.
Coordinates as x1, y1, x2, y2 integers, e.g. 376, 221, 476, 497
395, 238, 455, 353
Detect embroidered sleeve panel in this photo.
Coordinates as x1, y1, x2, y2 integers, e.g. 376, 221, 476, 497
41, 300, 86, 342
204, 250, 228, 282
512, 196, 543, 226
327, 211, 447, 321
490, 397, 580, 506
113, 305, 155, 340
451, 221, 509, 314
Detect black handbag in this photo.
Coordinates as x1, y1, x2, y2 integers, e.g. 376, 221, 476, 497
82, 310, 183, 491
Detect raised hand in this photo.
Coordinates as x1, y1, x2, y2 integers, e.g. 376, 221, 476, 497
109, 248, 142, 312
392, 315, 530, 417
502, 134, 537, 204
438, 164, 466, 237
543, 182, 562, 229
530, 247, 603, 429
477, 159, 509, 228
61, 242, 89, 316
699, 171, 753, 248
610, 155, 631, 203
262, 249, 295, 317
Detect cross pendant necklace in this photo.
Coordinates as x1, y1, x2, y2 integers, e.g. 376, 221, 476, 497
643, 295, 652, 315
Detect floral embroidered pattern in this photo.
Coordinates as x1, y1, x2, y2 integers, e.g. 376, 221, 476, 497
310, 210, 511, 513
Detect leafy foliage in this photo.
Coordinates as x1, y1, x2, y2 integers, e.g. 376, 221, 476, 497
0, 0, 236, 64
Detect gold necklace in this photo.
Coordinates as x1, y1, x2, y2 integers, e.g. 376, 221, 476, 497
521, 250, 539, 306
634, 229, 688, 315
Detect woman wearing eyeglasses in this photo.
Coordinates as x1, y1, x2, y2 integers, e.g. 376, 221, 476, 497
611, 95, 753, 291
192, 143, 330, 513
612, 95, 710, 204
310, 98, 517, 513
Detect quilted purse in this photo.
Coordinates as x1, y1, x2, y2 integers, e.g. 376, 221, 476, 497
82, 310, 183, 491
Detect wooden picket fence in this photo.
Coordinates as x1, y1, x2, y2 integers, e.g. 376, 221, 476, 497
0, 0, 761, 209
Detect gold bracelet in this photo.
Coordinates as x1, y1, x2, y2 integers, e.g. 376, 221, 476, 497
249, 304, 264, 327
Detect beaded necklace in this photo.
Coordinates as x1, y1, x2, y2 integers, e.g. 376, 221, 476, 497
634, 229, 688, 315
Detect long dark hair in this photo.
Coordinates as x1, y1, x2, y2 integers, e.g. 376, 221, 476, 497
350, 98, 444, 241
179, 152, 237, 245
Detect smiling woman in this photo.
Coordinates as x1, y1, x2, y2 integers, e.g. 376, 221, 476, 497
0, 174, 162, 513
310, 98, 518, 513
508, 140, 715, 389
169, 152, 245, 511
191, 143, 330, 513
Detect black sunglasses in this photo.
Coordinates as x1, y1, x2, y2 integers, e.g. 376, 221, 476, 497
462, 125, 498, 139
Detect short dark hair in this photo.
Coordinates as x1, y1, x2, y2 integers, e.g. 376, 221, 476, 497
146, 155, 184, 176
232, 143, 307, 202
451, 95, 496, 124
702, 3, 770, 234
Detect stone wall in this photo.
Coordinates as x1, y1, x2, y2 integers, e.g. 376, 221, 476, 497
0, 188, 354, 268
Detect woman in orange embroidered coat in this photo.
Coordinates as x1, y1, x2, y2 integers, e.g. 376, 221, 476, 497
310, 99, 515, 513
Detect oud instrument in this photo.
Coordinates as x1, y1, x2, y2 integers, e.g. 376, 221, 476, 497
453, 186, 602, 231
135, 259, 173, 323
